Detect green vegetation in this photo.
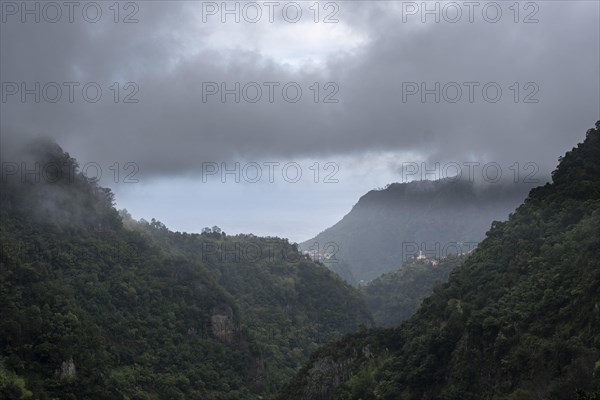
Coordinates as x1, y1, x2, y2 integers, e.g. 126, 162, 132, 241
128, 217, 373, 393
362, 255, 465, 327
302, 175, 531, 284
0, 139, 371, 399
279, 121, 600, 400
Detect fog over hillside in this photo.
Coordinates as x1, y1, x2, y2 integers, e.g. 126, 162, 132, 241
2, 1, 598, 240
1, 1, 599, 399
302, 179, 535, 283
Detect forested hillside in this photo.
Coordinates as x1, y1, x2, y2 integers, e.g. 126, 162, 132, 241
302, 178, 532, 283
362, 255, 466, 327
279, 121, 600, 400
127, 215, 373, 393
0, 140, 371, 399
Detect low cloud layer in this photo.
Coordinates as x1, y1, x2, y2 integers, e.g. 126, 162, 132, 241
2, 1, 599, 239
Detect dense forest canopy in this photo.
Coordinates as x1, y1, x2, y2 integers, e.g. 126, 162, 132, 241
362, 255, 466, 327
280, 121, 600, 400
2, 120, 599, 400
0, 139, 371, 399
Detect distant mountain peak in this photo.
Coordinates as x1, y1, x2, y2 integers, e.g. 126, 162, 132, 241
303, 177, 534, 283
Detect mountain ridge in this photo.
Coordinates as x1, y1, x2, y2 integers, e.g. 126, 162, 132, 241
0, 140, 372, 399
302, 178, 535, 283
279, 120, 600, 400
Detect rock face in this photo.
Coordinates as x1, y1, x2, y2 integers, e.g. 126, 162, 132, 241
59, 357, 76, 380
305, 359, 352, 400
210, 305, 235, 343
248, 356, 267, 392
277, 330, 387, 400
292, 357, 357, 400
294, 344, 374, 400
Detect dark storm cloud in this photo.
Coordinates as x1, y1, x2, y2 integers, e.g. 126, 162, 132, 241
1, 1, 599, 178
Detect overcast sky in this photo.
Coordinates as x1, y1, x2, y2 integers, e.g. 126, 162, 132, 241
1, 0, 599, 242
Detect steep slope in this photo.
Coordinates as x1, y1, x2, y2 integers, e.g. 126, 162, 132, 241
279, 121, 600, 400
0, 140, 371, 399
0, 141, 254, 400
129, 219, 373, 393
362, 255, 466, 327
302, 178, 532, 283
